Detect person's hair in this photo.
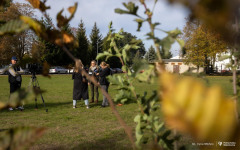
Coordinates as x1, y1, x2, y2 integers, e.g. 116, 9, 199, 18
74, 60, 83, 73
100, 61, 110, 68
90, 60, 97, 68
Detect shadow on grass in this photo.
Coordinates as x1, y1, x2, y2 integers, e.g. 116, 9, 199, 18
23, 101, 72, 110
0, 101, 72, 113
0, 129, 8, 133
72, 130, 132, 150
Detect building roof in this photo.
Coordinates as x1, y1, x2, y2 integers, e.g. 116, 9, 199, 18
170, 56, 182, 59
163, 59, 183, 62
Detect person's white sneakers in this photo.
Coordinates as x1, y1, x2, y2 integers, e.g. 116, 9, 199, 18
9, 108, 13, 111
73, 106, 76, 108
86, 106, 89, 109
18, 106, 24, 110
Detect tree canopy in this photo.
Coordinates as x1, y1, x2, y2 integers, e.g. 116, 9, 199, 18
182, 19, 228, 73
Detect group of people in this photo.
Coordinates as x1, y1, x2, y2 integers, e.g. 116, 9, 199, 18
72, 60, 111, 109
7, 56, 112, 111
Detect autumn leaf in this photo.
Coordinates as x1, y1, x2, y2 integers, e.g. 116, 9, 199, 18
27, 0, 50, 12
56, 3, 77, 28
68, 3, 77, 14
160, 72, 238, 142
42, 61, 50, 78
63, 33, 74, 44
0, 19, 29, 36
20, 16, 47, 39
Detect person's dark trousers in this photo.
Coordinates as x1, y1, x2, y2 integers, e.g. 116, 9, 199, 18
101, 85, 109, 106
90, 82, 99, 103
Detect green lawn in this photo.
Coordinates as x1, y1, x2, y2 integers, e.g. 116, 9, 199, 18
0, 75, 235, 149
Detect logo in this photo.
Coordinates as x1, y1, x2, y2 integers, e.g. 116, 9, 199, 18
218, 142, 222, 146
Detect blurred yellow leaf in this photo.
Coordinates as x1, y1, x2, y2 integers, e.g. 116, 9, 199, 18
63, 33, 74, 43
160, 72, 238, 142
42, 61, 50, 78
20, 16, 47, 39
56, 3, 77, 28
27, 0, 50, 12
0, 102, 5, 110
68, 3, 77, 14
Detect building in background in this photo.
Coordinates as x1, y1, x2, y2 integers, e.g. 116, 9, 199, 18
163, 56, 204, 74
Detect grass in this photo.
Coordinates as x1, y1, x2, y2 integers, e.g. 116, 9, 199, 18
0, 74, 235, 149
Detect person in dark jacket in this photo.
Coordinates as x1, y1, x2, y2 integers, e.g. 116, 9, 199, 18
97, 61, 111, 107
8, 56, 23, 111
88, 60, 99, 103
72, 64, 89, 109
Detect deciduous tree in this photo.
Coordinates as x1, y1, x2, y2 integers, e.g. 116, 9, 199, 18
0, 2, 34, 65
182, 19, 228, 73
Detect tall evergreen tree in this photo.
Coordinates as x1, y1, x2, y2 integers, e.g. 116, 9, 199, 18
39, 16, 73, 66
147, 46, 156, 63
89, 22, 103, 64
74, 19, 90, 66
39, 15, 61, 65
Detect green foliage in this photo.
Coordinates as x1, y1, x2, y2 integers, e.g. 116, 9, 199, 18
115, 2, 139, 16
0, 19, 29, 35
161, 29, 182, 58
98, 23, 176, 148
0, 127, 45, 150
115, 1, 182, 62
101, 25, 146, 68
134, 91, 175, 149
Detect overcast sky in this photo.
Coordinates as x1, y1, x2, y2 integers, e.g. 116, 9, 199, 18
14, 0, 189, 56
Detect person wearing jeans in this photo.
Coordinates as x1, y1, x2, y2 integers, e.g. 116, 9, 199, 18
8, 56, 23, 111
97, 61, 111, 107
88, 60, 99, 103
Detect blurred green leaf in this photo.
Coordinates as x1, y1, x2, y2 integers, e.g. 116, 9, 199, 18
20, 16, 47, 39
0, 127, 45, 150
96, 51, 114, 60
218, 54, 231, 61
115, 2, 139, 16
134, 18, 144, 31
161, 29, 182, 58
0, 19, 29, 36
136, 65, 155, 82
176, 38, 184, 50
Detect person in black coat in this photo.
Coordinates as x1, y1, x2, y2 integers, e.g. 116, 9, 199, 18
97, 61, 111, 107
72, 65, 89, 109
8, 56, 23, 111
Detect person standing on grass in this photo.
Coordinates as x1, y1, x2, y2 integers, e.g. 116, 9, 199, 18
72, 64, 89, 109
97, 61, 111, 107
88, 60, 99, 103
8, 56, 23, 111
